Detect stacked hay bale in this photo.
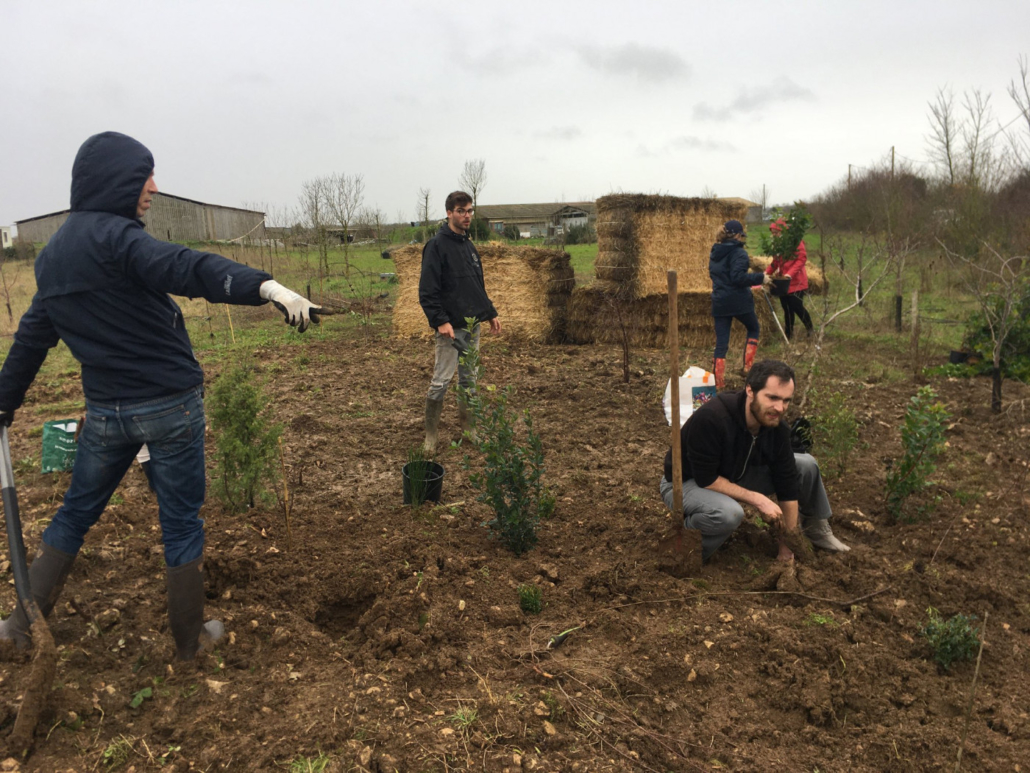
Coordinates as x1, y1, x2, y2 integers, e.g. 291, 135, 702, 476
391, 243, 574, 343
570, 194, 773, 350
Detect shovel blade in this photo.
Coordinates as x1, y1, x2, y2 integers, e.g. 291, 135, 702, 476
657, 525, 703, 578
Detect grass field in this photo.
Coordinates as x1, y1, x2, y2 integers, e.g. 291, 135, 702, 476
0, 227, 984, 402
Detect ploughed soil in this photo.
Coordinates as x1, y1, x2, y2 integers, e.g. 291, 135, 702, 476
2, 322, 1030, 772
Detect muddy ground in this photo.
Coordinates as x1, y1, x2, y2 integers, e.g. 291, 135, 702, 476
2, 320, 1029, 772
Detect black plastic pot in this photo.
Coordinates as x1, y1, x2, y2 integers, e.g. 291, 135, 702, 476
402, 461, 445, 505
770, 278, 792, 297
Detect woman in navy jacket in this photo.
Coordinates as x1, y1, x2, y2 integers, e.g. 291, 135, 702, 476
709, 220, 770, 389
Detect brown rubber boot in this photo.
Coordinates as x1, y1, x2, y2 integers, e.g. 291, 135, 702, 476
0, 542, 76, 651
423, 397, 444, 454
166, 557, 224, 661
743, 338, 759, 375
713, 358, 726, 390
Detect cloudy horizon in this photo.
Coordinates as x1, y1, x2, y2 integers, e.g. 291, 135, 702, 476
2, 0, 1028, 231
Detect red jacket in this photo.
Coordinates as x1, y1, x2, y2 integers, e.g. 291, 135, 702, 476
765, 219, 809, 293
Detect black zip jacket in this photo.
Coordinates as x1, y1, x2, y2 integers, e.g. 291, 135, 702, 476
663, 391, 800, 501
0, 131, 272, 409
418, 223, 497, 331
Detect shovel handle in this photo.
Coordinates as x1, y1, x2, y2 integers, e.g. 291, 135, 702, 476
1, 424, 39, 623
667, 272, 683, 519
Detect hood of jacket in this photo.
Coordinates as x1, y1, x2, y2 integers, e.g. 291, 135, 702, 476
710, 239, 743, 265
436, 222, 469, 242
70, 132, 154, 219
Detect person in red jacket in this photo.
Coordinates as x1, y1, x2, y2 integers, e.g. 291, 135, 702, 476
765, 219, 814, 340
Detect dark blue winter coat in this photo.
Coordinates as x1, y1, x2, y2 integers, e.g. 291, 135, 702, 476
709, 239, 764, 317
0, 132, 272, 409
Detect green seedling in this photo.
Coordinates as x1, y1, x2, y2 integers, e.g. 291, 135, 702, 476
921, 607, 980, 670
547, 626, 582, 649
518, 584, 543, 614
128, 686, 153, 709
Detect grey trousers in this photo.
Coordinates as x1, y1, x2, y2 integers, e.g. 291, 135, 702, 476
427, 326, 481, 402
659, 453, 832, 559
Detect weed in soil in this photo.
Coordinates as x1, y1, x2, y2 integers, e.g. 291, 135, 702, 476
921, 606, 980, 670
518, 583, 543, 614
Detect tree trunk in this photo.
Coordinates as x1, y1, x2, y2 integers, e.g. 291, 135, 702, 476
992, 366, 1002, 413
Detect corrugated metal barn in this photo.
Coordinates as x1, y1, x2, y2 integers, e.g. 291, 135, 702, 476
15, 193, 265, 245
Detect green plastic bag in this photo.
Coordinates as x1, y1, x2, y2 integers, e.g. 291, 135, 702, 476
41, 419, 79, 473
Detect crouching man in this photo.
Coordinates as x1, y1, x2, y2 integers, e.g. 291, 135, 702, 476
659, 359, 849, 562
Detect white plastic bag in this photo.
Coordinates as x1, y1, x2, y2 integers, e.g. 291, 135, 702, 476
663, 366, 717, 427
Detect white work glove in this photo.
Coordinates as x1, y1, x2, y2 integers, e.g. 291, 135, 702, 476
259, 280, 322, 333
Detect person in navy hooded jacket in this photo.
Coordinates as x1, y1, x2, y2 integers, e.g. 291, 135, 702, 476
709, 219, 771, 389
0, 132, 320, 661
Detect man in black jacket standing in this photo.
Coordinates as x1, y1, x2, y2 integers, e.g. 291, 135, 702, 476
0, 131, 320, 660
418, 191, 500, 453
660, 360, 849, 562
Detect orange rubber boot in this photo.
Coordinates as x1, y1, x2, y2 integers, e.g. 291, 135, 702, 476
743, 339, 759, 374
713, 358, 726, 390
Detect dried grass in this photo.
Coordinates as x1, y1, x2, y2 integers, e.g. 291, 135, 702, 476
595, 194, 748, 298
392, 243, 574, 342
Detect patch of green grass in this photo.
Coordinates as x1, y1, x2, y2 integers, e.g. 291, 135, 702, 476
804, 613, 839, 628
99, 735, 135, 768
448, 706, 478, 732
288, 752, 332, 773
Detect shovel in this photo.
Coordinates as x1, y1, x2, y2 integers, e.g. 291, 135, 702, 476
657, 271, 703, 577
1, 424, 58, 757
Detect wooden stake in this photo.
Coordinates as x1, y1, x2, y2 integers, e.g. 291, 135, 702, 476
668, 271, 682, 517
955, 610, 988, 772
225, 305, 236, 344
277, 437, 293, 551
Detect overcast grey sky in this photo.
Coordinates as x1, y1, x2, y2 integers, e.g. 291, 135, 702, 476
2, 0, 1028, 229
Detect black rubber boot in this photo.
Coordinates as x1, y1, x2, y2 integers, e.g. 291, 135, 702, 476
166, 557, 224, 660
0, 542, 76, 651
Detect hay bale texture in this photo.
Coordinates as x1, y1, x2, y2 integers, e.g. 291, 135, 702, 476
566, 286, 774, 350
749, 255, 827, 295
595, 194, 748, 297
391, 243, 574, 342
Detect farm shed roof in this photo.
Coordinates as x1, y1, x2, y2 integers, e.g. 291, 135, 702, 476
15, 193, 263, 225
475, 202, 596, 220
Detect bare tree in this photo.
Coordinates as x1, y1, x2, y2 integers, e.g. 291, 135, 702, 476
941, 241, 1027, 413
793, 232, 897, 412
459, 159, 487, 210
961, 89, 997, 189
926, 87, 959, 185
358, 205, 388, 250
1006, 54, 1030, 165
416, 188, 433, 242
324, 172, 365, 277
749, 184, 770, 217
700, 185, 718, 199
299, 177, 332, 277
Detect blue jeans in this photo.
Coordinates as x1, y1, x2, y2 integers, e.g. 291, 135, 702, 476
713, 312, 760, 359
42, 386, 207, 568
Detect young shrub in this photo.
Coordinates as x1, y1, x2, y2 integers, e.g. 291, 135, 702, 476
405, 446, 433, 508
518, 584, 543, 614
812, 391, 859, 477
458, 321, 553, 556
758, 204, 813, 258
920, 607, 980, 670
209, 361, 282, 512
885, 386, 950, 519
